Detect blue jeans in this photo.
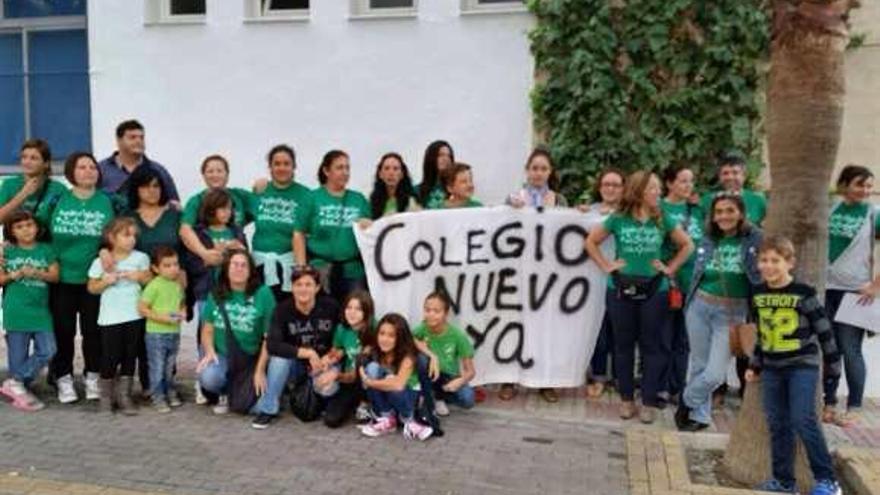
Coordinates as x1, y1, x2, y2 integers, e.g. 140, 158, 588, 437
364, 361, 417, 420
5, 331, 56, 384
433, 373, 475, 408
762, 366, 836, 485
145, 333, 180, 400
823, 289, 866, 409
683, 294, 747, 424
254, 356, 307, 415
589, 313, 615, 382
198, 354, 229, 394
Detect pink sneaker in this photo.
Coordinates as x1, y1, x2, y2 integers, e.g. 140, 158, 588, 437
0, 379, 43, 412
403, 420, 433, 441
360, 415, 397, 437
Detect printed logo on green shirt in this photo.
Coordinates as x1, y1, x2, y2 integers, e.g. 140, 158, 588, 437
257, 196, 298, 225
706, 243, 744, 275
829, 211, 864, 239
317, 204, 361, 227
617, 225, 663, 256
53, 209, 108, 236
219, 301, 259, 334
5, 255, 50, 288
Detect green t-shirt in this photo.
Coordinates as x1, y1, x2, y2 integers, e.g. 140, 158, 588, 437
603, 212, 677, 288
2, 243, 56, 332
660, 199, 704, 293
203, 285, 276, 356
141, 276, 185, 334
0, 175, 67, 218
38, 190, 115, 284
828, 202, 880, 264
700, 188, 767, 226
250, 182, 312, 254
698, 236, 750, 298
299, 187, 370, 279
412, 322, 475, 377
421, 184, 447, 210
207, 226, 236, 244
332, 324, 361, 371
442, 198, 483, 209
133, 208, 181, 260
181, 187, 253, 227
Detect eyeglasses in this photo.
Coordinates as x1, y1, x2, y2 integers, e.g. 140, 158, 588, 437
601, 182, 623, 188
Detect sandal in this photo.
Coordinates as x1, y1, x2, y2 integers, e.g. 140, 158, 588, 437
539, 388, 559, 403
822, 405, 837, 424
586, 382, 605, 399
498, 383, 517, 401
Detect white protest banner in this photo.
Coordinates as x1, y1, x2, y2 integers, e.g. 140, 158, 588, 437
354, 206, 606, 388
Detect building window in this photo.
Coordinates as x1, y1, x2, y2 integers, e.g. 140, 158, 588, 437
0, 5, 90, 167
460, 0, 526, 14
1, 0, 86, 18
145, 0, 206, 24
169, 0, 206, 16
0, 30, 91, 167
350, 0, 417, 18
246, 0, 309, 21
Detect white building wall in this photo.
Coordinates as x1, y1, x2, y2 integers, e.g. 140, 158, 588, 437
87, 0, 535, 204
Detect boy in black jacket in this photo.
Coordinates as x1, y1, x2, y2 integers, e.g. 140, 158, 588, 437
745, 235, 842, 495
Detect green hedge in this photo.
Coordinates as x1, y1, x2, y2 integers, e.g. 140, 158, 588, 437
528, 0, 770, 201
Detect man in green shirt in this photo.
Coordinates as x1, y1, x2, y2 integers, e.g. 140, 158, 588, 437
700, 153, 767, 226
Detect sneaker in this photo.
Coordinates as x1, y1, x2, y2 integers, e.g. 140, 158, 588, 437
168, 390, 183, 408
403, 420, 433, 441
355, 403, 374, 424
84, 372, 100, 401
639, 406, 657, 424
251, 413, 275, 430
835, 408, 861, 428
756, 478, 798, 493
194, 382, 207, 405
674, 403, 691, 429
212, 395, 229, 415
434, 400, 450, 417
0, 378, 43, 412
360, 415, 397, 437
619, 400, 637, 420
810, 479, 841, 495
679, 420, 709, 433
56, 374, 79, 404
152, 400, 171, 414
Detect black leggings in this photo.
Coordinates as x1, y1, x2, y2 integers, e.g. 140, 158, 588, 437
100, 320, 144, 379
50, 283, 101, 379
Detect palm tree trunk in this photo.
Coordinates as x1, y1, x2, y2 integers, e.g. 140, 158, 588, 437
723, 1, 853, 492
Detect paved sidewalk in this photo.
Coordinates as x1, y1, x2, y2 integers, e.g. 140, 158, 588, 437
1, 328, 878, 494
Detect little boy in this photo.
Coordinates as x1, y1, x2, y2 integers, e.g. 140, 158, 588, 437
745, 235, 842, 495
138, 246, 186, 413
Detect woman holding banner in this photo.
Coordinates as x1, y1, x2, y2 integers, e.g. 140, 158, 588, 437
585, 171, 692, 423
822, 165, 880, 427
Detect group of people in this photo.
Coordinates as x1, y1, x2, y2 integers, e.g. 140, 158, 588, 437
0, 120, 876, 492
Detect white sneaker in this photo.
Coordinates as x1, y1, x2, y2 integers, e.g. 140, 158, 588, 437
194, 382, 207, 405
360, 415, 397, 437
212, 395, 229, 415
434, 399, 450, 417
403, 419, 433, 441
84, 372, 100, 401
355, 403, 374, 424
57, 374, 79, 404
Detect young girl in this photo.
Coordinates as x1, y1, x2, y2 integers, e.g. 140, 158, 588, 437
418, 140, 455, 209
746, 236, 841, 495
412, 291, 475, 416
360, 313, 433, 441
0, 211, 59, 411
87, 217, 152, 415
318, 290, 374, 427
508, 149, 568, 208
441, 163, 482, 209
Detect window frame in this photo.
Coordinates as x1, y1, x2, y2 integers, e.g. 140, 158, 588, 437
244, 0, 310, 23
0, 9, 88, 169
349, 0, 418, 20
459, 0, 527, 15
145, 0, 206, 26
